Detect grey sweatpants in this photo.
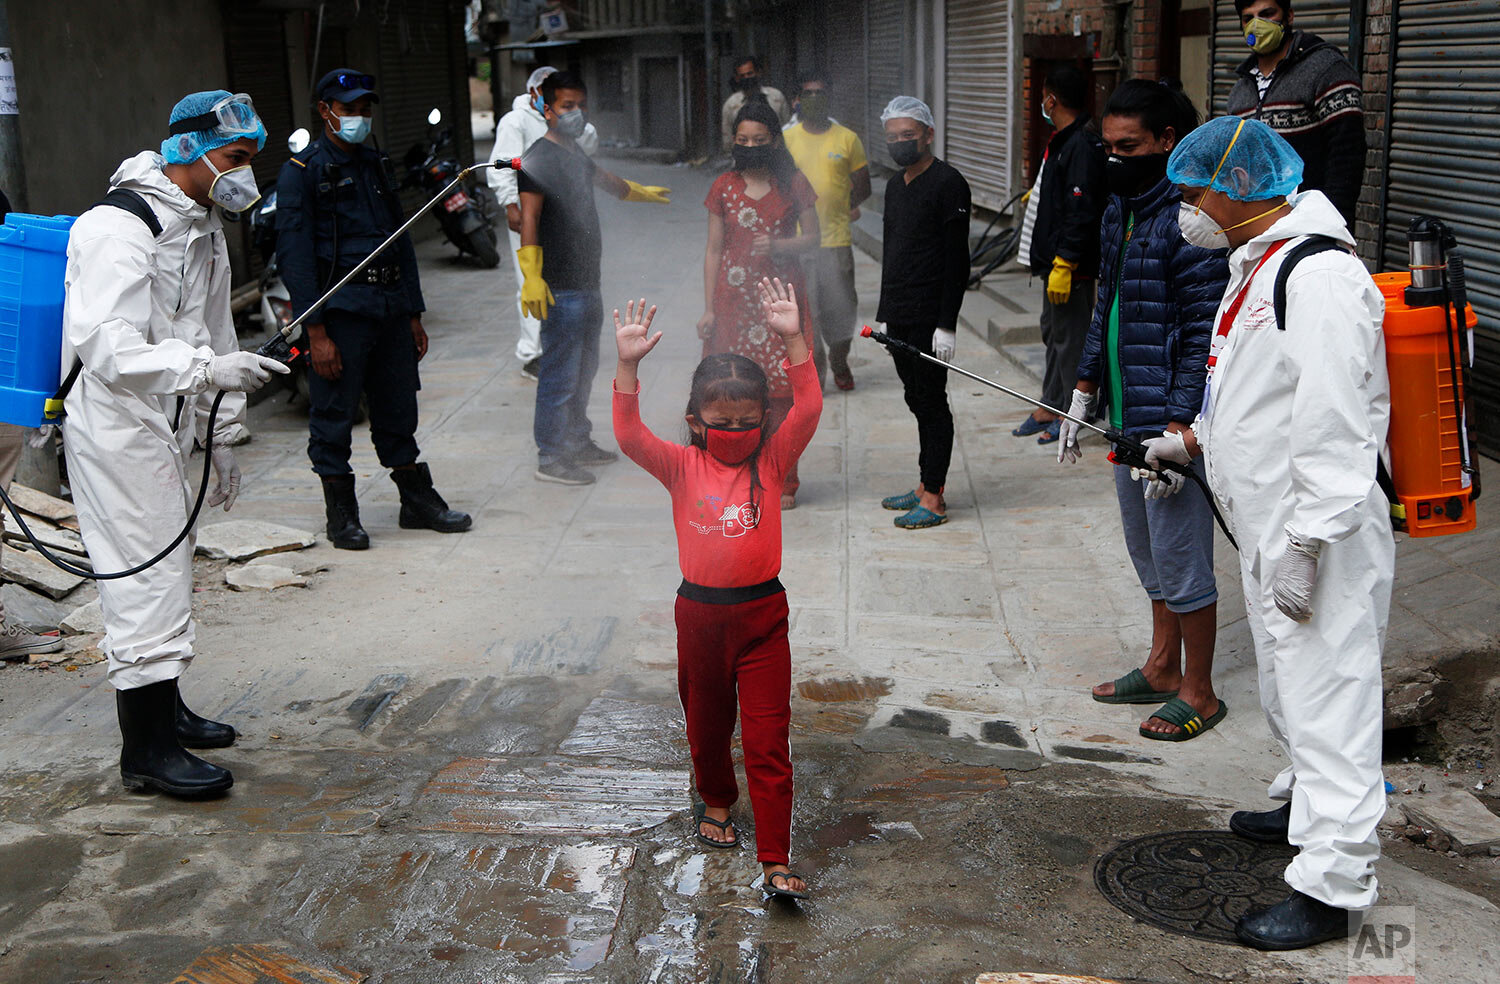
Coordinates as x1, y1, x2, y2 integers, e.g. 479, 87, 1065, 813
1039, 281, 1094, 410
1113, 459, 1218, 613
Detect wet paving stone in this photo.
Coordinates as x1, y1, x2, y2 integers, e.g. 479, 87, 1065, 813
795, 677, 893, 702
169, 943, 366, 984
557, 694, 687, 764
278, 842, 635, 974
415, 757, 689, 835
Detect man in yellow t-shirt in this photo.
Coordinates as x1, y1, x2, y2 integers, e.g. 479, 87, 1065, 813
783, 71, 871, 390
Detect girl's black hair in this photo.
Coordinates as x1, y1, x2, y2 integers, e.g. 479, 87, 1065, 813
732, 100, 803, 195
686, 353, 771, 511
1102, 78, 1200, 142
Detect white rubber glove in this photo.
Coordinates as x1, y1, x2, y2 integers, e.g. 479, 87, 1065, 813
1135, 429, 1190, 499
209, 352, 291, 393
27, 424, 59, 450
1271, 531, 1320, 622
1057, 388, 1097, 464
207, 446, 241, 512
932, 328, 956, 362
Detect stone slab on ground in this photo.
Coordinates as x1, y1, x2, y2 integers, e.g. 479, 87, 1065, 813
2, 546, 86, 599
60, 598, 103, 635
196, 520, 316, 561
6, 484, 77, 526
1403, 788, 1500, 855
1, 583, 75, 632
247, 549, 332, 576
170, 942, 367, 983
225, 565, 308, 591
4, 511, 88, 556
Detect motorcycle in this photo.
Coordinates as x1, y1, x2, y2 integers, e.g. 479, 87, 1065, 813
401, 108, 501, 268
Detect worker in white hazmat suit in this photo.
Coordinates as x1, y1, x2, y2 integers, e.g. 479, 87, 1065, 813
1143, 116, 1391, 950
488, 65, 598, 379
61, 90, 290, 798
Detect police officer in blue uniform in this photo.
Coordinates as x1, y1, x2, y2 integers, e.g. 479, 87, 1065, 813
276, 69, 470, 549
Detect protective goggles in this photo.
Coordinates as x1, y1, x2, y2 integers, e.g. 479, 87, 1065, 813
169, 93, 261, 136
330, 72, 376, 93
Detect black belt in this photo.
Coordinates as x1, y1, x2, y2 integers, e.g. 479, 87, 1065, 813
335, 264, 402, 286
677, 577, 784, 605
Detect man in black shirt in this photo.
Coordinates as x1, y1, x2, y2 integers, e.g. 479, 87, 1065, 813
875, 96, 971, 529
517, 72, 670, 485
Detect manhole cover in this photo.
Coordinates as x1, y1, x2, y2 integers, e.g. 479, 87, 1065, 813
1093, 830, 1296, 944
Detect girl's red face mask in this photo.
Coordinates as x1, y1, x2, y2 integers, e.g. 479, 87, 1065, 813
704, 425, 762, 465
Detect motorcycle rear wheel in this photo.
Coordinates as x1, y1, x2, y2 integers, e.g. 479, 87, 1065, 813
468, 224, 501, 268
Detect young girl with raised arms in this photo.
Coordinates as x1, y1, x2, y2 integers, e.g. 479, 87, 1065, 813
611, 277, 822, 899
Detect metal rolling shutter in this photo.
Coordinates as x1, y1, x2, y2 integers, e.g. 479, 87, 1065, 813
224, 10, 294, 279
1382, 0, 1500, 453
824, 0, 867, 146
378, 0, 460, 215
864, 0, 907, 167
1211, 0, 1352, 113
944, 0, 1013, 210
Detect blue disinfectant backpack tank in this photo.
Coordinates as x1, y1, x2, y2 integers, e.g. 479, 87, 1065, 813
0, 213, 76, 427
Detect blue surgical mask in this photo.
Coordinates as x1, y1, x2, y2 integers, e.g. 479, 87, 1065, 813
333, 114, 372, 144
532, 93, 546, 115
1041, 97, 1054, 127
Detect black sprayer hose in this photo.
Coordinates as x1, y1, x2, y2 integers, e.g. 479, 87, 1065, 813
0, 390, 226, 580
859, 326, 1239, 550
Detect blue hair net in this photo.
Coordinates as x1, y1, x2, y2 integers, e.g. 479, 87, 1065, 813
1166, 116, 1303, 202
160, 90, 268, 165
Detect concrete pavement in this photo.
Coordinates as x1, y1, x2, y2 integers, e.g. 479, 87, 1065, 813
0, 157, 1495, 983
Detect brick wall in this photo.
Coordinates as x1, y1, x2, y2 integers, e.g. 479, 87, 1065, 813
1020, 0, 1120, 178
1356, 0, 1392, 267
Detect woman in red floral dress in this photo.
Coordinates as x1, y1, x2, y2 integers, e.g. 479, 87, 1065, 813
698, 101, 820, 507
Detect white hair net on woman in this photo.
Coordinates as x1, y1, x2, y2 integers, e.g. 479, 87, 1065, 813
526, 66, 558, 91
1166, 116, 1304, 202
880, 96, 935, 130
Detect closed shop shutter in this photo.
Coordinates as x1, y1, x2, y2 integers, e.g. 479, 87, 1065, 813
945, 0, 1014, 210
1211, 0, 1352, 113
824, 0, 867, 147
378, 0, 463, 215
225, 9, 294, 279
864, 0, 908, 167
1382, 0, 1500, 453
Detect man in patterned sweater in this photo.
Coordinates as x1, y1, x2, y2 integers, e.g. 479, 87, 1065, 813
1227, 0, 1364, 226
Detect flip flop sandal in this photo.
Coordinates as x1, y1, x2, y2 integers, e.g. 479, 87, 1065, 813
1036, 419, 1062, 445
1011, 415, 1048, 437
833, 369, 856, 391
694, 810, 740, 849
764, 870, 810, 900
894, 505, 948, 529
1092, 667, 1181, 705
1139, 696, 1228, 742
881, 489, 919, 511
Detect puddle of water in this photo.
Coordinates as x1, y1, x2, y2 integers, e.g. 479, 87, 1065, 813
796, 677, 893, 702
557, 695, 686, 764
854, 766, 1011, 802
811, 812, 879, 849
792, 706, 867, 735
673, 853, 706, 896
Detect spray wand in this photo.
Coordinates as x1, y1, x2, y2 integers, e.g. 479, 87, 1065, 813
860, 326, 1238, 550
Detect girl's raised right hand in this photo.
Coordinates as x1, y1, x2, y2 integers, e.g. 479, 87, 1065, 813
614, 298, 662, 364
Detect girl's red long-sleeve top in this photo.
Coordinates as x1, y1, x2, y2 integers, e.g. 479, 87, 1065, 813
613, 355, 822, 588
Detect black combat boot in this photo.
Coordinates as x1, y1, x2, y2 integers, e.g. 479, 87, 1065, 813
1229, 802, 1292, 844
117, 680, 233, 798
321, 474, 370, 550
1236, 890, 1354, 950
390, 462, 472, 533
176, 682, 237, 749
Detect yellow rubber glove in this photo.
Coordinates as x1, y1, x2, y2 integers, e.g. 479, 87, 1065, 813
624, 180, 671, 204
516, 245, 555, 321
1047, 256, 1077, 306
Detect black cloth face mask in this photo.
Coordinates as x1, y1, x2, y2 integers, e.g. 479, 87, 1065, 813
1105, 152, 1169, 197
887, 139, 924, 167
732, 143, 776, 171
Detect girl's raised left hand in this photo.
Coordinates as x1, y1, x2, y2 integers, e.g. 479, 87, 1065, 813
757, 277, 800, 339
614, 298, 662, 364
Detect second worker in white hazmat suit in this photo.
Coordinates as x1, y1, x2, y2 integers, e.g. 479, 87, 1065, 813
62, 91, 289, 799
1144, 117, 1392, 951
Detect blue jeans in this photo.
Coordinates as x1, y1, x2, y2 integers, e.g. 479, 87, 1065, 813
534, 288, 603, 465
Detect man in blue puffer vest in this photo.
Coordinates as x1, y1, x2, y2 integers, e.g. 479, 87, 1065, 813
1057, 80, 1232, 742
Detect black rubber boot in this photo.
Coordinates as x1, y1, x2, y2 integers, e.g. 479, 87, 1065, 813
390, 462, 472, 533
117, 680, 233, 798
1229, 802, 1292, 844
176, 684, 237, 749
1236, 890, 1354, 950
321, 474, 370, 550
